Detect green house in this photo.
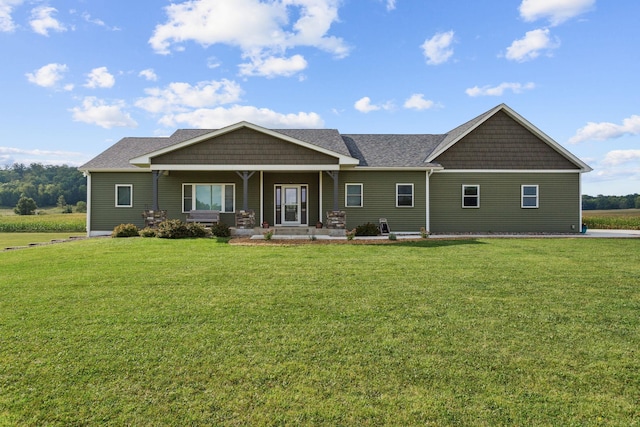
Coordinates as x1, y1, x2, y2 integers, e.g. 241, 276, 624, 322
79, 104, 591, 236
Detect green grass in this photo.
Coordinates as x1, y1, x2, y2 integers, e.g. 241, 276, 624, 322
1, 238, 639, 425
583, 209, 640, 230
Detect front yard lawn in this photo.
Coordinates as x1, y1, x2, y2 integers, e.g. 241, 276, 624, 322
1, 238, 639, 425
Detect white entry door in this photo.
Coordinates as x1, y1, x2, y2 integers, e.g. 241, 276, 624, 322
275, 184, 308, 226
283, 186, 301, 225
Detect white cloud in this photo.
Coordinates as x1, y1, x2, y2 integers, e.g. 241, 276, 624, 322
505, 28, 559, 62
135, 79, 243, 114
569, 115, 640, 144
466, 82, 535, 97
601, 150, 640, 167
386, 0, 396, 11
70, 97, 137, 129
0, 0, 24, 32
84, 67, 115, 89
519, 0, 595, 26
403, 94, 435, 110
239, 54, 307, 78
26, 63, 70, 89
29, 6, 67, 36
421, 30, 455, 65
354, 97, 377, 113
160, 105, 324, 129
148, 0, 348, 77
80, 11, 120, 31
139, 68, 158, 82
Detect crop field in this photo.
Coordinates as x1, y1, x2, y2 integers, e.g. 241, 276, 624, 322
1, 237, 639, 425
582, 209, 640, 230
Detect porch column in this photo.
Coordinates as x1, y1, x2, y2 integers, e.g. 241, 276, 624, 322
325, 171, 339, 211
152, 170, 161, 211
235, 171, 255, 211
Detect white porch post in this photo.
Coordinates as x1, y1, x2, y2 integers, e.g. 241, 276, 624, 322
260, 171, 264, 225
425, 170, 431, 231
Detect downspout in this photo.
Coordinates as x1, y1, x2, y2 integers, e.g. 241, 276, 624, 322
84, 171, 91, 237
260, 171, 264, 225
426, 169, 434, 232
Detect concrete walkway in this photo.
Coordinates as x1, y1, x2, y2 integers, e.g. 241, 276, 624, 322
249, 229, 640, 240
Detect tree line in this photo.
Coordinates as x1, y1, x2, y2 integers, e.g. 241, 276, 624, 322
0, 163, 86, 208
582, 194, 640, 210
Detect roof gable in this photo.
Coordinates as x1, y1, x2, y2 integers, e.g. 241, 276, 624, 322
129, 121, 358, 168
428, 104, 591, 171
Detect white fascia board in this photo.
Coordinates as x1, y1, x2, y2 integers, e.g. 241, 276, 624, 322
352, 166, 444, 171
129, 121, 358, 166
80, 168, 151, 173
435, 169, 582, 173
151, 164, 342, 171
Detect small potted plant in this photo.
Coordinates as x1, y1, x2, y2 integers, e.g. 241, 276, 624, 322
316, 221, 323, 228
262, 221, 269, 228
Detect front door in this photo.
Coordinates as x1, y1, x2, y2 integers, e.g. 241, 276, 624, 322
275, 185, 308, 226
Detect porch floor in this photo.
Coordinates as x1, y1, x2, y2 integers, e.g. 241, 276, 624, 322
231, 226, 346, 238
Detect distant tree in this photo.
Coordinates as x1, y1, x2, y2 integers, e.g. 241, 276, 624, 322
57, 195, 67, 209
14, 195, 38, 215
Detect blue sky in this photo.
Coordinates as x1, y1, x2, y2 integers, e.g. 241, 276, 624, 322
1, 0, 638, 196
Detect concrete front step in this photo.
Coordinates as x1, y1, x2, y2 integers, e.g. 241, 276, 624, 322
231, 226, 345, 237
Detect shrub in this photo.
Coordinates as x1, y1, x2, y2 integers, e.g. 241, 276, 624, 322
388, 233, 397, 241
75, 201, 87, 213
156, 219, 190, 239
111, 223, 139, 238
210, 222, 231, 238
186, 222, 210, 238
14, 195, 38, 215
355, 222, 380, 236
139, 227, 157, 238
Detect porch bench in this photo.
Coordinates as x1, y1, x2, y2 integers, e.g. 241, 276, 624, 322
186, 210, 220, 227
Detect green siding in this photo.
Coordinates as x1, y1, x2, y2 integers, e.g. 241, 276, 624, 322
324, 171, 427, 232
430, 172, 582, 233
89, 172, 153, 231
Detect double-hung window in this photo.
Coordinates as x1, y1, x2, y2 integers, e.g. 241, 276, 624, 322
183, 184, 235, 212
521, 185, 539, 208
345, 183, 363, 207
396, 183, 414, 207
462, 185, 480, 208
115, 184, 133, 207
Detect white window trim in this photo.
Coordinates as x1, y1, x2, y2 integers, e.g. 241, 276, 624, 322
345, 183, 363, 208
115, 184, 133, 208
182, 183, 236, 213
521, 185, 539, 209
462, 184, 480, 209
396, 183, 414, 208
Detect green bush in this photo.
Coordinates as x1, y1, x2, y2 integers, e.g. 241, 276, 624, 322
186, 222, 210, 238
156, 219, 190, 239
210, 222, 231, 237
355, 222, 380, 236
14, 195, 38, 215
75, 201, 87, 213
139, 227, 157, 238
111, 223, 139, 238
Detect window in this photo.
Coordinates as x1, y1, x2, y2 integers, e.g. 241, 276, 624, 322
345, 183, 363, 207
521, 185, 539, 208
183, 184, 235, 212
396, 183, 414, 207
462, 185, 480, 208
115, 184, 132, 207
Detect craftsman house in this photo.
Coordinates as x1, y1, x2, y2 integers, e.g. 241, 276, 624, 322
79, 104, 591, 236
